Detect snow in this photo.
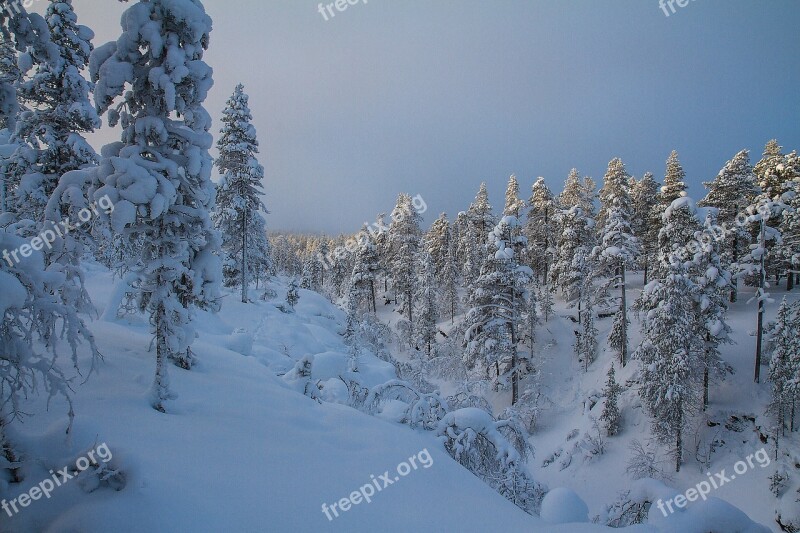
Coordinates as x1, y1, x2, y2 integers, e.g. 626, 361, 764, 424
541, 487, 590, 524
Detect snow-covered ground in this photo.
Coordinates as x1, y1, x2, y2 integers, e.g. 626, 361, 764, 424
2, 263, 792, 532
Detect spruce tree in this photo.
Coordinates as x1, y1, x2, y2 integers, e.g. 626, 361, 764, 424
600, 365, 622, 436
631, 172, 660, 284
660, 150, 688, 207
699, 150, 758, 302
387, 193, 423, 329
635, 259, 702, 472
425, 212, 451, 282
503, 174, 525, 217
766, 298, 799, 443
414, 251, 439, 357
349, 227, 379, 313
594, 158, 639, 366
6, 0, 99, 222
526, 177, 556, 283
467, 182, 495, 246
463, 216, 531, 404
212, 84, 270, 303
91, 0, 221, 409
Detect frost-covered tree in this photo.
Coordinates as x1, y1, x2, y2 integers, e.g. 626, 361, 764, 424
777, 151, 800, 290
414, 251, 439, 357
631, 172, 660, 283
503, 174, 525, 218
212, 84, 270, 303
600, 365, 622, 436
5, 0, 99, 222
767, 298, 800, 442
551, 205, 596, 303
575, 286, 598, 372
525, 177, 556, 283
467, 182, 495, 246
425, 212, 450, 282
0, 36, 20, 131
0, 5, 98, 482
654, 197, 701, 280
387, 193, 423, 326
594, 158, 639, 366
692, 210, 733, 410
699, 150, 758, 302
635, 260, 702, 472
90, 0, 221, 410
441, 237, 459, 323
286, 279, 300, 311
463, 216, 531, 404
660, 150, 688, 207
349, 227, 379, 313
460, 220, 482, 288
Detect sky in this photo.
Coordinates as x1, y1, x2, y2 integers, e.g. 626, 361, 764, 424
32, 0, 800, 235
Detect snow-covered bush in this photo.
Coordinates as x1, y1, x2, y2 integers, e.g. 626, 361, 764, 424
625, 439, 672, 482
436, 408, 546, 515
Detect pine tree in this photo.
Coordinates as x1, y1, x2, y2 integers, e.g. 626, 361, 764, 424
6, 0, 99, 222
631, 172, 660, 284
0, 4, 98, 483
349, 227, 379, 313
660, 150, 688, 207
594, 158, 639, 367
414, 251, 439, 357
212, 84, 270, 303
425, 212, 451, 282
286, 279, 300, 311
551, 205, 596, 303
777, 151, 800, 290
600, 365, 622, 436
699, 150, 758, 302
526, 177, 556, 283
0, 36, 20, 131
467, 182, 496, 246
387, 193, 423, 329
654, 196, 701, 280
575, 285, 598, 372
91, 0, 221, 410
692, 211, 733, 410
504, 174, 526, 217
441, 237, 459, 323
767, 298, 799, 444
635, 259, 702, 472
538, 284, 554, 323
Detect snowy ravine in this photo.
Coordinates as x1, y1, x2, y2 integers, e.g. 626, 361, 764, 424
2, 260, 778, 532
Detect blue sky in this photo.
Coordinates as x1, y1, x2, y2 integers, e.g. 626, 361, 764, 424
39, 0, 800, 234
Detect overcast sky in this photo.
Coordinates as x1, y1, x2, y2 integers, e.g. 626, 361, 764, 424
34, 0, 800, 234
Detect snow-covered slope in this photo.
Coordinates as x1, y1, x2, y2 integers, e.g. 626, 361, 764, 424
2, 262, 781, 532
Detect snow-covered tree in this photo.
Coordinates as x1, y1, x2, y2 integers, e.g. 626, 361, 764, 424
463, 216, 531, 404
525, 177, 556, 283
635, 260, 702, 472
660, 150, 688, 207
631, 172, 660, 283
387, 193, 423, 327
0, 5, 98, 483
5, 0, 99, 222
425, 212, 451, 282
594, 158, 639, 367
286, 279, 300, 311
503, 174, 525, 218
777, 151, 800, 290
212, 84, 270, 303
692, 210, 733, 410
600, 365, 622, 436
699, 150, 758, 302
551, 205, 596, 303
0, 36, 20, 131
766, 298, 800, 444
467, 182, 495, 246
441, 237, 459, 323
414, 251, 439, 357
349, 227, 379, 313
574, 286, 598, 372
90, 0, 221, 410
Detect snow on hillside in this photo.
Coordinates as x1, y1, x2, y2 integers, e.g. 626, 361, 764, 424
1, 263, 777, 532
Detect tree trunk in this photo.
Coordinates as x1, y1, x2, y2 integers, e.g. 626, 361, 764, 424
620, 264, 628, 367
788, 267, 795, 291
153, 304, 169, 413
754, 220, 765, 383
730, 233, 738, 303
241, 209, 248, 303
675, 408, 682, 473
369, 280, 376, 314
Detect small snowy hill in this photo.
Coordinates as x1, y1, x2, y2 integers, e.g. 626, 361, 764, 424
2, 262, 783, 532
